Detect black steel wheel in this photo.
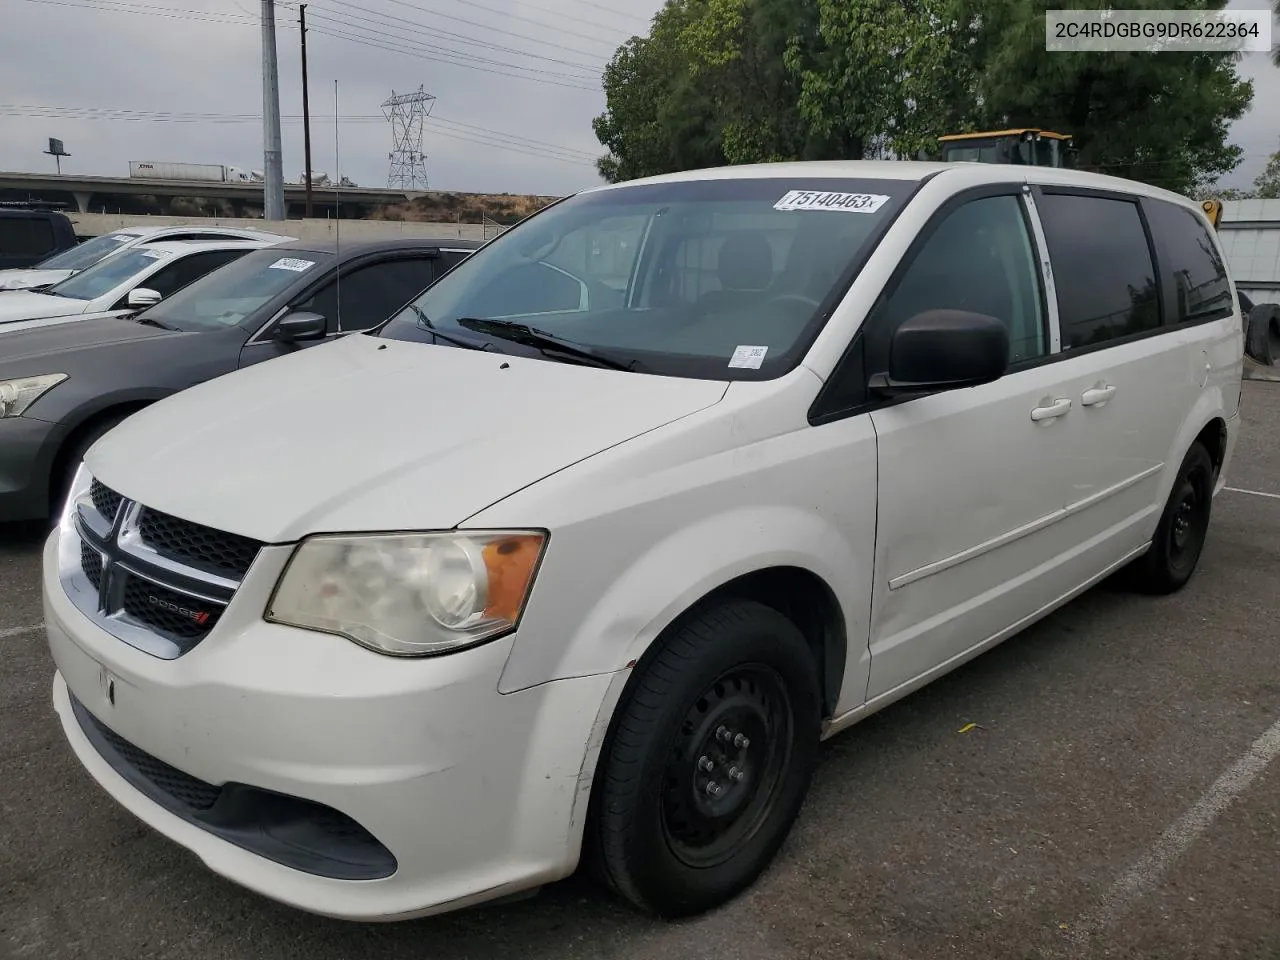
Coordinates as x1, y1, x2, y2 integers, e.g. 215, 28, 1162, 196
590, 597, 821, 917
1127, 440, 1215, 594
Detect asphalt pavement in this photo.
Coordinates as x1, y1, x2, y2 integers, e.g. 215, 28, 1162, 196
2, 383, 1278, 960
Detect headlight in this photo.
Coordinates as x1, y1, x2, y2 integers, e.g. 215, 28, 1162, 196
0, 374, 68, 418
266, 530, 547, 657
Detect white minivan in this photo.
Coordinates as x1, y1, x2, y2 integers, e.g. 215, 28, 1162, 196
42, 161, 1243, 922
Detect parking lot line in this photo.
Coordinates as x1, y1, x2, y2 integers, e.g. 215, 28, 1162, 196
1224, 486, 1280, 500
0, 623, 43, 640
1065, 715, 1280, 949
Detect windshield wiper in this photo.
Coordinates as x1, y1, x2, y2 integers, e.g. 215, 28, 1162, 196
454, 317, 640, 372
409, 305, 491, 351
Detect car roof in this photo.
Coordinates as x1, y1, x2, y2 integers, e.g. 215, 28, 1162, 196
104, 225, 294, 241
129, 238, 279, 255
581, 159, 1201, 212
268, 237, 485, 257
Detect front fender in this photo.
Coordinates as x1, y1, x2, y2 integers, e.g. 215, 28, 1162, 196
494, 501, 874, 716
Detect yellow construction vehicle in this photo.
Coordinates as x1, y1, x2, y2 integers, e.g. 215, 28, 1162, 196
936, 128, 1076, 168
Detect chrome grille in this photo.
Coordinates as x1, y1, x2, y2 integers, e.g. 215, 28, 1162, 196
61, 479, 261, 660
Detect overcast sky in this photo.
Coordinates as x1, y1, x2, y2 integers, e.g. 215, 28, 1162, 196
0, 0, 1275, 197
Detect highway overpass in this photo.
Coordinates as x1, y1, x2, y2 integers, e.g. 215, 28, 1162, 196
0, 170, 420, 218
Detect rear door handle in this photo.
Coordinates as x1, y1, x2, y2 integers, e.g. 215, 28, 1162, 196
1030, 398, 1072, 422
1081, 384, 1117, 406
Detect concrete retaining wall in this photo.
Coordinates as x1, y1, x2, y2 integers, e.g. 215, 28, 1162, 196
67, 212, 498, 243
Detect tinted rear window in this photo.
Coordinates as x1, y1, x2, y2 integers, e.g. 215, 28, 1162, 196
0, 216, 57, 258
1037, 192, 1161, 350
1144, 198, 1233, 325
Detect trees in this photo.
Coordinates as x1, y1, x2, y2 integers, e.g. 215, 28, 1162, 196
593, 0, 1254, 196
1274, 0, 1279, 68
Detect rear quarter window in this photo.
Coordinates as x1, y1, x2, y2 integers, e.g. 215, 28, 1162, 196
1143, 198, 1234, 325
1037, 192, 1161, 350
0, 216, 57, 257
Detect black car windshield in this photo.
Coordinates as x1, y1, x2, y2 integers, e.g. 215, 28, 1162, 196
36, 231, 139, 271
377, 176, 916, 379
143, 248, 334, 331
44, 247, 172, 301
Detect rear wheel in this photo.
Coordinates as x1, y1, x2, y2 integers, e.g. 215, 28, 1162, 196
1126, 441, 1214, 594
590, 598, 821, 917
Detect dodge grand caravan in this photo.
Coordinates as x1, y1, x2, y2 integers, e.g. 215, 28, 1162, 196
42, 161, 1244, 922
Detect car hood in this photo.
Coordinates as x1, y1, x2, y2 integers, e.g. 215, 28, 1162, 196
0, 291, 85, 324
0, 268, 75, 291
87, 334, 730, 543
0, 315, 175, 369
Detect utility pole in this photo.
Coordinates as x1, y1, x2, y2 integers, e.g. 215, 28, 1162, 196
300, 3, 313, 218
260, 0, 285, 221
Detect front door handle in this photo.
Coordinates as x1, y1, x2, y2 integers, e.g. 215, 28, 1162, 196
1030, 398, 1072, 422
1081, 384, 1117, 406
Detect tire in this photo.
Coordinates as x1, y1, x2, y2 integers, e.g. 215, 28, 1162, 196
49, 412, 131, 524
1245, 304, 1279, 366
590, 597, 822, 917
1126, 441, 1215, 595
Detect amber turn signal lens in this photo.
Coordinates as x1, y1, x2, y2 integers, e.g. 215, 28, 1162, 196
481, 534, 544, 623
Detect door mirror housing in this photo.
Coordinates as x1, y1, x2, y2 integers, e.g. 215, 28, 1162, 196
127, 287, 162, 308
274, 310, 327, 342
870, 309, 1010, 398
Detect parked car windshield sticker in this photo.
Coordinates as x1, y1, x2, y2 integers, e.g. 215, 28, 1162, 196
268, 257, 317, 272
140, 250, 167, 259
773, 190, 890, 213
729, 345, 769, 369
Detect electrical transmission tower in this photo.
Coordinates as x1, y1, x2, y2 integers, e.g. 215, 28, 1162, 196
382, 86, 435, 190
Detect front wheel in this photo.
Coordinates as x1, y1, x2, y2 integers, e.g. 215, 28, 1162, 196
590, 598, 822, 917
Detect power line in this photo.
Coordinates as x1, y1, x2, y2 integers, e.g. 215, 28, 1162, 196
307, 0, 606, 72
305, 10, 600, 82
370, 0, 625, 50
16, 0, 281, 26
444, 0, 640, 40
304, 23, 601, 91
375, 0, 616, 60
0, 104, 601, 165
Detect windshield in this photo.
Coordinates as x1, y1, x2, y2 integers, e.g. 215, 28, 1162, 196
36, 232, 139, 271
144, 248, 334, 331
45, 247, 171, 301
378, 176, 915, 379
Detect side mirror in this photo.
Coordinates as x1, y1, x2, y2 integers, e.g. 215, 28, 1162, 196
870, 309, 1010, 397
127, 288, 162, 308
273, 310, 327, 342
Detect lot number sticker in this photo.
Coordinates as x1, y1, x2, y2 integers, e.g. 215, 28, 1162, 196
774, 190, 890, 213
139, 250, 166, 259
729, 345, 769, 369
268, 257, 316, 272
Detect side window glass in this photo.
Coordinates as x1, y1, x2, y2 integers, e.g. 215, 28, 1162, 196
0, 217, 56, 257
295, 258, 438, 332
869, 194, 1047, 366
337, 258, 437, 331
1144, 199, 1233, 324
144, 251, 245, 298
1037, 193, 1160, 349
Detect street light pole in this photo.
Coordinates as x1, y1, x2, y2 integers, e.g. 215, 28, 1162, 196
260, 0, 285, 221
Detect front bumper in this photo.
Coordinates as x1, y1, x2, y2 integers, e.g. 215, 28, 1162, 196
0, 415, 63, 522
44, 532, 619, 921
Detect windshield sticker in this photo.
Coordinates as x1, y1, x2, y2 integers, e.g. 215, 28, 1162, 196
139, 250, 166, 259
729, 345, 769, 369
109, 235, 132, 242
773, 190, 890, 214
268, 257, 316, 273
